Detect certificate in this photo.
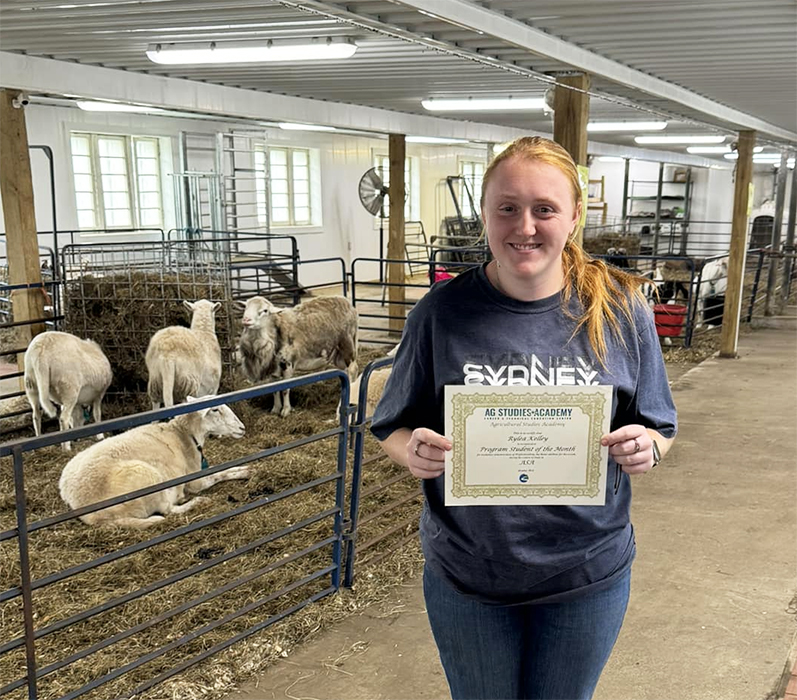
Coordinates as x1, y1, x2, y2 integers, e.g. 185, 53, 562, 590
444, 385, 612, 506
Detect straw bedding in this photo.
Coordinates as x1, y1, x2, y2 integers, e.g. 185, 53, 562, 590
0, 345, 421, 700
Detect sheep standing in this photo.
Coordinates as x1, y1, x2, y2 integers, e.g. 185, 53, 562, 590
146, 300, 222, 409
23, 331, 112, 451
58, 399, 248, 529
237, 295, 358, 417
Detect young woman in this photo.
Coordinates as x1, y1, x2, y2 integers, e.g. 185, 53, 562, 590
371, 136, 677, 700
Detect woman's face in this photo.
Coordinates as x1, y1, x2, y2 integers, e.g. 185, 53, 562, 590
482, 157, 580, 300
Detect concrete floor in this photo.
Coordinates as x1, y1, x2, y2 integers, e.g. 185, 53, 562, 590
226, 322, 797, 700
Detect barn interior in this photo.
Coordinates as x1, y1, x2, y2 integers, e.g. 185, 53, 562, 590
0, 1, 796, 699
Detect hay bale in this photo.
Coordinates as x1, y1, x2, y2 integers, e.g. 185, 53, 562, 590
0, 325, 21, 362
0, 394, 32, 434
63, 271, 235, 395
659, 260, 693, 282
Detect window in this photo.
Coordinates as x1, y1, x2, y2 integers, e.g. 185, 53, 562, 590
459, 160, 485, 218
70, 133, 165, 229
265, 147, 312, 226
374, 154, 419, 220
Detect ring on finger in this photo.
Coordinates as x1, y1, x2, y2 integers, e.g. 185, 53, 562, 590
414, 442, 422, 456
633, 438, 641, 454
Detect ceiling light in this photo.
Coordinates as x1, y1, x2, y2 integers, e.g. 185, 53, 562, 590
635, 135, 726, 145
146, 38, 357, 65
278, 122, 337, 132
77, 100, 165, 113
596, 156, 625, 163
421, 98, 546, 112
686, 146, 731, 154
406, 136, 470, 144
690, 146, 764, 155
724, 152, 790, 163
587, 121, 667, 132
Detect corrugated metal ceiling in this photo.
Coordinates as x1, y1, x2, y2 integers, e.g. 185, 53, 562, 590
0, 0, 795, 155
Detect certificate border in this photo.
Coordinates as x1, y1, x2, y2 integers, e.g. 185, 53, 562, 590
449, 391, 607, 499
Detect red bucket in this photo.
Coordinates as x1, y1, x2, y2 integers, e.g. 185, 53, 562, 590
653, 304, 687, 337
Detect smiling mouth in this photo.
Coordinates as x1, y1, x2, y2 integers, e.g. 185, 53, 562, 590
510, 243, 541, 251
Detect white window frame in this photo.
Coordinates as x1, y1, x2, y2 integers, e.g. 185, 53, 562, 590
458, 159, 485, 218
263, 146, 316, 228
70, 132, 165, 230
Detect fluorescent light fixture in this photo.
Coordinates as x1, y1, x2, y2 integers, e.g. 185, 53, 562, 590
77, 100, 165, 113
687, 145, 731, 154
278, 122, 337, 132
724, 152, 791, 164
690, 146, 763, 155
406, 136, 469, 144
596, 156, 625, 163
587, 121, 667, 132
146, 38, 357, 65
421, 97, 546, 112
635, 135, 726, 145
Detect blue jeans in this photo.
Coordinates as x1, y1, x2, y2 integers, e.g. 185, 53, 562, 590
423, 565, 631, 700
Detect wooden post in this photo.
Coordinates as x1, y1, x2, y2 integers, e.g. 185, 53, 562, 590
0, 89, 45, 376
553, 73, 590, 246
387, 134, 406, 337
781, 151, 797, 303
765, 151, 788, 315
719, 130, 756, 358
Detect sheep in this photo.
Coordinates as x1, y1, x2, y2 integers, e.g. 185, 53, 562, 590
347, 366, 392, 418
338, 344, 399, 419
146, 300, 222, 410
23, 330, 112, 451
695, 257, 728, 328
605, 247, 631, 270
58, 398, 248, 529
237, 295, 358, 417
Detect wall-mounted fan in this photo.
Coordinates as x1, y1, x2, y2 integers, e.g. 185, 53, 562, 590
357, 166, 407, 285
358, 166, 389, 216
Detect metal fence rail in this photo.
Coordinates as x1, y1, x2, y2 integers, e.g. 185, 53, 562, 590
350, 257, 429, 347
1, 372, 352, 699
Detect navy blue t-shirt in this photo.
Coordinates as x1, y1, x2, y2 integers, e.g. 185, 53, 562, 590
370, 263, 677, 605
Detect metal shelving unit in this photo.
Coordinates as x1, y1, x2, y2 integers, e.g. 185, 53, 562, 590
623, 164, 692, 255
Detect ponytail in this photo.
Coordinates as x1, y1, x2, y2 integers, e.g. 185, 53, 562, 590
561, 240, 650, 367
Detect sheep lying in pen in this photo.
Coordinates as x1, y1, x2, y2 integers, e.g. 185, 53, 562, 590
146, 299, 222, 409
59, 398, 248, 529
237, 295, 358, 417
24, 330, 112, 451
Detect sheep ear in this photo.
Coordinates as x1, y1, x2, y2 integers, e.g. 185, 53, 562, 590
183, 300, 194, 313
212, 301, 222, 312
186, 395, 197, 403
233, 299, 246, 310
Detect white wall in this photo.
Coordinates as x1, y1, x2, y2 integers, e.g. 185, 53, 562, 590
1, 105, 497, 286
585, 159, 626, 222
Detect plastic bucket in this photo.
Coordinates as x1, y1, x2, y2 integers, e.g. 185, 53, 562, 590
653, 304, 687, 337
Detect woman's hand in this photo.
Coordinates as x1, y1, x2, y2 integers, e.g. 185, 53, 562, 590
407, 428, 452, 479
601, 424, 657, 474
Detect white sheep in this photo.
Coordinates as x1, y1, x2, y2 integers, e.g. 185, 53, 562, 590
347, 366, 392, 418
339, 345, 398, 419
237, 295, 358, 417
23, 330, 112, 451
146, 300, 222, 410
58, 398, 248, 529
